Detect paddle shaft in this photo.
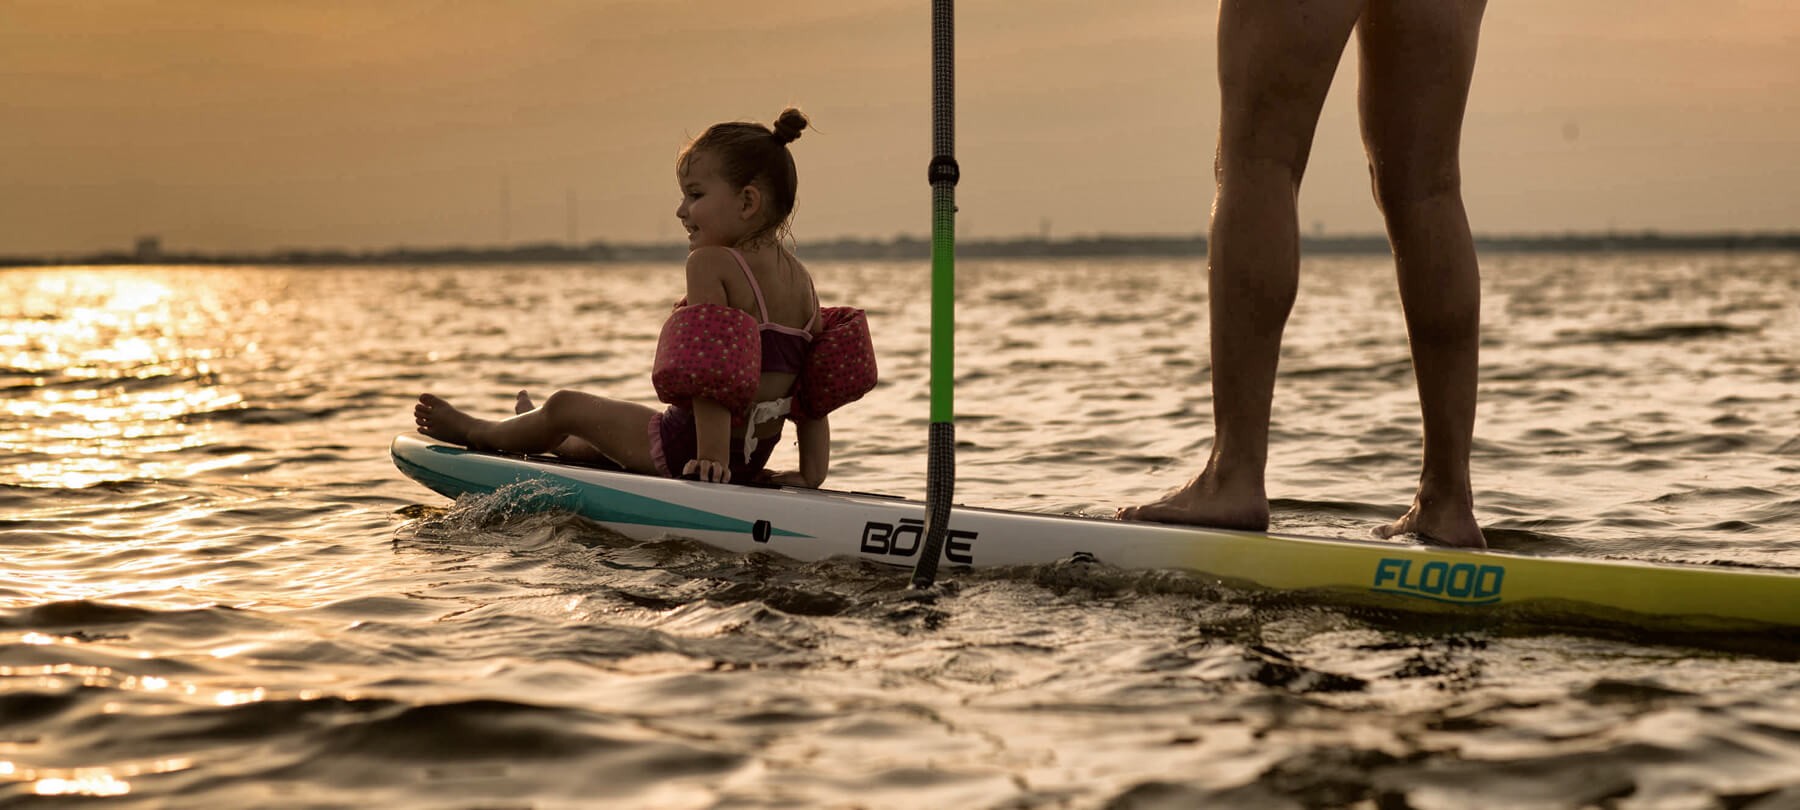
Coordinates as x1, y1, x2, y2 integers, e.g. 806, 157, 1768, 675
912, 0, 958, 589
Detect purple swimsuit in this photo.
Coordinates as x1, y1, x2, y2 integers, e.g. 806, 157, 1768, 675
649, 249, 815, 481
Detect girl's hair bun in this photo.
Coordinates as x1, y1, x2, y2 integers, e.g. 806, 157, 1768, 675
772, 108, 810, 145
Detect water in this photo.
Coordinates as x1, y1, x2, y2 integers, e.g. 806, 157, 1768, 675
3, 253, 1799, 808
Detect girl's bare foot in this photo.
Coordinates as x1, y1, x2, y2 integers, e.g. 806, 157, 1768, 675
1116, 471, 1270, 532
414, 394, 489, 448
515, 390, 534, 415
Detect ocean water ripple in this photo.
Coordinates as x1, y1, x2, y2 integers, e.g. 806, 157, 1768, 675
2, 254, 1798, 806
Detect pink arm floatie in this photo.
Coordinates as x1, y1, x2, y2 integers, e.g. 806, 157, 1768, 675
794, 306, 878, 420
651, 304, 761, 415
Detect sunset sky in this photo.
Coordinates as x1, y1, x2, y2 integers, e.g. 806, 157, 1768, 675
4, 0, 1797, 255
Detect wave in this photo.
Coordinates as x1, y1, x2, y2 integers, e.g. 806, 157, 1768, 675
1555, 321, 1761, 344
179, 405, 349, 425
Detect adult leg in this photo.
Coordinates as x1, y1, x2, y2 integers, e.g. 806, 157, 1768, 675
1357, 0, 1487, 547
1121, 0, 1366, 528
415, 390, 661, 474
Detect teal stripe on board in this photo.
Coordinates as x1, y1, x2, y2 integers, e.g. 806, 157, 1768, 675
408, 444, 809, 538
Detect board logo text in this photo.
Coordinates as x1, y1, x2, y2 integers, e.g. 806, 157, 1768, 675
1372, 558, 1504, 605
861, 518, 976, 565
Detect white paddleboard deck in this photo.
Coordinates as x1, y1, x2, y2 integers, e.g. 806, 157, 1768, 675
392, 435, 1800, 630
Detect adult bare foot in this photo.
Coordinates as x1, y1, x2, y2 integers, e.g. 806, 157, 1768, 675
514, 390, 534, 415
414, 393, 488, 448
1116, 472, 1270, 531
1375, 496, 1485, 549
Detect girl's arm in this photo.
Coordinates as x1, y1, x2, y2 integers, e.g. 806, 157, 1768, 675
766, 415, 829, 488
680, 248, 738, 482
795, 415, 830, 487
685, 398, 734, 482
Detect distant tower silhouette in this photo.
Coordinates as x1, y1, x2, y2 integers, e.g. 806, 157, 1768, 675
500, 175, 512, 245
566, 187, 578, 245
135, 236, 162, 262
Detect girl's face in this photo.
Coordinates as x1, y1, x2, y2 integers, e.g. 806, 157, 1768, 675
675, 151, 757, 249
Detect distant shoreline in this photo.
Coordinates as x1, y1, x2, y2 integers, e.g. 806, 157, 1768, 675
5, 231, 1800, 268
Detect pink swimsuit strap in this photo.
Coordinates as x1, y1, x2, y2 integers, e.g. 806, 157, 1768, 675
726, 248, 817, 338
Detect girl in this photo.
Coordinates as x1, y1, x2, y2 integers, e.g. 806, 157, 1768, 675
415, 108, 869, 487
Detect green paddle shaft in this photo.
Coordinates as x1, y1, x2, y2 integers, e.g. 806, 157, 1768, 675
931, 191, 954, 424
912, 0, 958, 590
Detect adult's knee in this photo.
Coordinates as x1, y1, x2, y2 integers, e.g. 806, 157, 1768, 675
1217, 146, 1310, 193
1367, 157, 1462, 216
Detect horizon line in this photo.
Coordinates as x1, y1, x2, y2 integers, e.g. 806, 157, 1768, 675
6, 228, 1800, 268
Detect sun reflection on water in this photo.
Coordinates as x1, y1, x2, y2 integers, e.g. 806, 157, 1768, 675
32, 774, 133, 797
1, 268, 248, 488
2, 735, 207, 797
3, 754, 201, 798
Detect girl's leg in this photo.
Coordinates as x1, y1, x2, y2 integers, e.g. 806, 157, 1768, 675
415, 390, 661, 474
1120, 0, 1366, 529
514, 390, 614, 465
1357, 0, 1487, 548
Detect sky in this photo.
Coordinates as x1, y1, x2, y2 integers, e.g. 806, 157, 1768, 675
4, 0, 1798, 255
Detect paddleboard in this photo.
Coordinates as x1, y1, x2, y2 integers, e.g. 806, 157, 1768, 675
392, 434, 1800, 631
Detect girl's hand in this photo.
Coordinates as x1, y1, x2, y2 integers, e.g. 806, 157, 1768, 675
757, 469, 813, 488
682, 458, 731, 483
